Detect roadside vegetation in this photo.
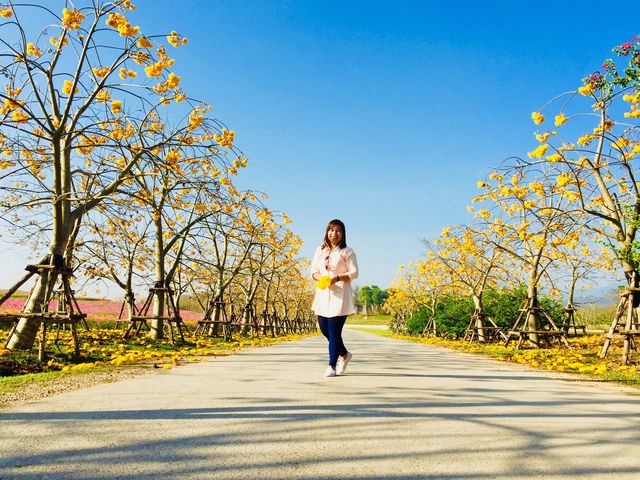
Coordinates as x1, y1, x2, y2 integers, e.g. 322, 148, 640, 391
365, 310, 640, 388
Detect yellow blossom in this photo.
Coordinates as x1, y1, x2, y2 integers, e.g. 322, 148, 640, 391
214, 128, 235, 148
557, 172, 571, 187
62, 8, 86, 30
11, 111, 28, 123
130, 51, 150, 65
316, 275, 332, 290
110, 100, 123, 114
531, 111, 544, 125
26, 43, 42, 58
137, 37, 153, 49
62, 80, 78, 96
577, 134, 595, 146
622, 92, 640, 103
624, 108, 640, 119
105, 12, 139, 37
535, 132, 550, 143
0, 8, 13, 17
119, 68, 137, 79
50, 34, 68, 47
166, 72, 180, 89
187, 108, 205, 131
92, 67, 109, 78
145, 62, 165, 78
528, 181, 545, 196
613, 137, 630, 150
96, 90, 111, 103
554, 112, 568, 126
528, 144, 549, 158
578, 83, 594, 96
167, 31, 188, 47
476, 209, 491, 219
546, 153, 562, 163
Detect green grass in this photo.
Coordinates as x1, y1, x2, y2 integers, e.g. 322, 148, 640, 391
358, 328, 395, 336
347, 314, 391, 325
0, 369, 71, 393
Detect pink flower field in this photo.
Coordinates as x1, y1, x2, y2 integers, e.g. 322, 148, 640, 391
0, 298, 203, 322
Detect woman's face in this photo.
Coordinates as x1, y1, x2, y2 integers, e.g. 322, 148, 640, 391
328, 225, 343, 246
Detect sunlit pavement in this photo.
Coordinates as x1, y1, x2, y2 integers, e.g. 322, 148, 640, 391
2, 330, 639, 479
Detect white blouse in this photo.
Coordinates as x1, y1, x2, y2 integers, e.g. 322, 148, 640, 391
310, 245, 359, 317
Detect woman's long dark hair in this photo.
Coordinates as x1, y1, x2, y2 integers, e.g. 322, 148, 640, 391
322, 219, 347, 249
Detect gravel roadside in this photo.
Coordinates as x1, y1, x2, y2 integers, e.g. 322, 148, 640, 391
0, 366, 156, 409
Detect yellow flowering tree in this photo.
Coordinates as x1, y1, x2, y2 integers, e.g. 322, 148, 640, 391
522, 38, 640, 359
0, 1, 242, 350
124, 142, 245, 339
80, 198, 153, 318
272, 257, 314, 328
430, 224, 509, 341
387, 256, 453, 335
186, 200, 277, 335
548, 235, 614, 311
473, 166, 584, 344
234, 215, 302, 333
525, 37, 640, 290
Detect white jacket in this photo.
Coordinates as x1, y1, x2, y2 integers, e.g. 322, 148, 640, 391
311, 245, 359, 317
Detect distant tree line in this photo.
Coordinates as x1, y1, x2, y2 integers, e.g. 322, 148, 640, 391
354, 285, 389, 314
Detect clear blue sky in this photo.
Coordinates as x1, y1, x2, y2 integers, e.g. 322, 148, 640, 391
1, 0, 639, 292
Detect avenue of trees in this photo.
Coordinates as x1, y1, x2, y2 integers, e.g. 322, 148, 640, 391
0, 1, 314, 353
386, 38, 640, 362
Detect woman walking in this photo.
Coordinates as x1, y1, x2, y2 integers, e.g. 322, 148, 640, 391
311, 219, 359, 377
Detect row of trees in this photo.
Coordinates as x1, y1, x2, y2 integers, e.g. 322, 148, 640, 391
386, 38, 640, 352
354, 285, 388, 314
0, 1, 314, 350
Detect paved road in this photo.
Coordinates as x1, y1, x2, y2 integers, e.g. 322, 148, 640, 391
2, 330, 640, 479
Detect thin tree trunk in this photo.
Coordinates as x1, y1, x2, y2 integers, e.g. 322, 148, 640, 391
150, 216, 165, 340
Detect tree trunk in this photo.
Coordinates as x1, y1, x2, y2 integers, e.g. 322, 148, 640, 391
472, 294, 486, 342
527, 282, 540, 346
7, 131, 75, 350
125, 291, 136, 320
207, 285, 224, 336
150, 217, 165, 340
567, 276, 577, 308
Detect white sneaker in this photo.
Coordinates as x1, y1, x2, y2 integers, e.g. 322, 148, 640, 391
324, 366, 336, 377
336, 352, 352, 374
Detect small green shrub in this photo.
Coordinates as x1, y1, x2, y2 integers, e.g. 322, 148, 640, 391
406, 307, 430, 335
434, 295, 474, 338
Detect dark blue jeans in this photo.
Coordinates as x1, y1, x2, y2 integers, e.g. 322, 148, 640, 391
318, 315, 348, 368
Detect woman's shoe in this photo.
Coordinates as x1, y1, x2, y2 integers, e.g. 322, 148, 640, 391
336, 352, 352, 374
324, 366, 337, 377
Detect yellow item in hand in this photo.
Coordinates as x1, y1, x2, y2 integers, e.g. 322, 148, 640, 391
316, 275, 332, 289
